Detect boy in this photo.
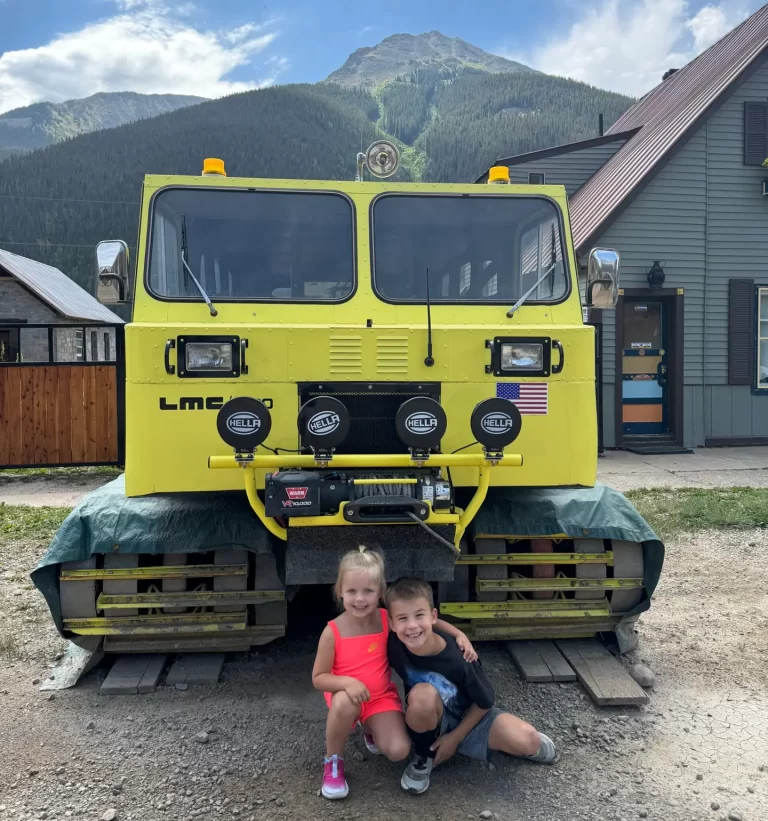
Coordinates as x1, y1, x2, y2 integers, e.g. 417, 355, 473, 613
386, 578, 557, 794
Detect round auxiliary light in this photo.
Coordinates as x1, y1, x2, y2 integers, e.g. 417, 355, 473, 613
470, 398, 522, 449
298, 396, 350, 451
395, 397, 447, 450
365, 140, 400, 178
216, 397, 271, 450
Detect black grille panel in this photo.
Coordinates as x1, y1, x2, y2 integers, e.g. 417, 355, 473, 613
299, 382, 441, 454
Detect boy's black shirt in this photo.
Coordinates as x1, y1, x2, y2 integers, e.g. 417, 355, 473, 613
387, 628, 495, 720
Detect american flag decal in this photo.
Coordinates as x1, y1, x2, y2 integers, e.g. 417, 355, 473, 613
496, 382, 548, 415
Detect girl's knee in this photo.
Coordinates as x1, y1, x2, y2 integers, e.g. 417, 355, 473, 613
330, 691, 361, 718
380, 735, 411, 762
407, 683, 440, 714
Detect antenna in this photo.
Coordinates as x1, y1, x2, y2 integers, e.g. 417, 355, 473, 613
424, 266, 434, 367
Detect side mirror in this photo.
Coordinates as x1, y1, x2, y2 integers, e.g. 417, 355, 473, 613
96, 240, 129, 304
586, 247, 620, 309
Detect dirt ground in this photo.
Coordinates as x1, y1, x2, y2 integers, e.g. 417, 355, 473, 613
1, 525, 767, 821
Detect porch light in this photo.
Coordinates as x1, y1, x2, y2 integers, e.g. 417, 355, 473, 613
647, 260, 665, 290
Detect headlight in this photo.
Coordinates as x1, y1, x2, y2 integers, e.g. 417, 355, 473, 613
185, 342, 233, 371
500, 342, 544, 371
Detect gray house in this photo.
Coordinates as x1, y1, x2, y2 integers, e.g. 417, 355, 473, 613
0, 249, 122, 363
483, 6, 768, 451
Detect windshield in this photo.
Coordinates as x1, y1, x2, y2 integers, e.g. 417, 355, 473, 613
372, 195, 568, 304
147, 188, 355, 301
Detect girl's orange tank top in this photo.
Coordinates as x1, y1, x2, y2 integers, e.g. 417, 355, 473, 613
327, 608, 397, 698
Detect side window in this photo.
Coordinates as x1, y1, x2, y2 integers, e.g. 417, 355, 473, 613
758, 287, 768, 389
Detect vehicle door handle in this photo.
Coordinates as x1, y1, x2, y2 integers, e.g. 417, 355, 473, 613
552, 340, 565, 374
164, 339, 176, 375
240, 339, 249, 375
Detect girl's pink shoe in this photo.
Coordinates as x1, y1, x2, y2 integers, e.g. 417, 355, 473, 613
321, 755, 348, 800
357, 721, 380, 755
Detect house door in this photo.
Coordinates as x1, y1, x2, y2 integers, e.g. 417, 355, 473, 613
621, 300, 669, 435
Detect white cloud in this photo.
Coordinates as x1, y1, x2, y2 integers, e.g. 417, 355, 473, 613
509, 0, 753, 97
0, 2, 286, 114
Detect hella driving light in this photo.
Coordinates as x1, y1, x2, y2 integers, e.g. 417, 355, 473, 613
185, 341, 233, 371
501, 342, 543, 371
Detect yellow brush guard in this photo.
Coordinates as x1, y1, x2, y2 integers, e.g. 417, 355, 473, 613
208, 452, 523, 547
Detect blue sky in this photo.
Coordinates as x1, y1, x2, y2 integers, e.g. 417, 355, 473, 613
0, 0, 762, 114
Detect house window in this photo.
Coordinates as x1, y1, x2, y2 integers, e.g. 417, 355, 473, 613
0, 327, 20, 362
104, 332, 111, 361
75, 329, 84, 362
758, 287, 768, 389
90, 331, 98, 361
528, 172, 546, 185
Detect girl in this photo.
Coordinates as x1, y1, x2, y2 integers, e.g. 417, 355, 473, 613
311, 546, 477, 800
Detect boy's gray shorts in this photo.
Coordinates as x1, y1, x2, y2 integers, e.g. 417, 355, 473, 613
439, 707, 504, 762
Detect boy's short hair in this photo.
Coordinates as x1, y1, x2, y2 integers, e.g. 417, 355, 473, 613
385, 577, 434, 610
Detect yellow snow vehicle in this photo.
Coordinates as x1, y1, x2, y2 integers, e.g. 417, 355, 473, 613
34, 144, 662, 654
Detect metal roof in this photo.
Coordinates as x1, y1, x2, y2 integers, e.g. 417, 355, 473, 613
0, 249, 123, 324
569, 4, 768, 252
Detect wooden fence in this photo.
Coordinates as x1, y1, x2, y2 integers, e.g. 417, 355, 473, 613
0, 327, 124, 468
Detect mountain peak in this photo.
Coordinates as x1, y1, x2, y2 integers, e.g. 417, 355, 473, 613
325, 30, 534, 88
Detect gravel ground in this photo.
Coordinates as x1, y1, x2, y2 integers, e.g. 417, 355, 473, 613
1, 527, 767, 821
0, 474, 114, 508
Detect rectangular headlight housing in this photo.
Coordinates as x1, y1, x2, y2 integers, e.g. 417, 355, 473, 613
185, 342, 233, 371
501, 342, 544, 371
176, 336, 241, 377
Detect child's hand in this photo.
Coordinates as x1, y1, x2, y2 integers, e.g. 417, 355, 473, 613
430, 731, 460, 766
344, 680, 371, 705
455, 632, 478, 663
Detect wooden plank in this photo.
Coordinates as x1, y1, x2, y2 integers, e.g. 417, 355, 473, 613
166, 652, 225, 686
33, 367, 48, 465
507, 640, 576, 683
19, 368, 36, 465
555, 639, 648, 706
137, 654, 167, 693
507, 641, 553, 682
105, 365, 118, 462
0, 370, 10, 465
537, 641, 577, 681
57, 366, 73, 465
46, 367, 60, 464
84, 365, 99, 462
6, 370, 22, 465
100, 654, 154, 695
69, 367, 86, 463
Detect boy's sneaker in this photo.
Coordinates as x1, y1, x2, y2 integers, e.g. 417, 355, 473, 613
400, 754, 433, 794
526, 732, 557, 764
321, 755, 348, 800
357, 721, 380, 755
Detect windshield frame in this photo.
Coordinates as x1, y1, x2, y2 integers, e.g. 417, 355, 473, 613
369, 191, 572, 307
144, 185, 358, 305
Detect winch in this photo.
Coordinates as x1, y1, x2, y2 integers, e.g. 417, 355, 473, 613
264, 469, 453, 520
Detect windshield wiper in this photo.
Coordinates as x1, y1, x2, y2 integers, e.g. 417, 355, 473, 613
506, 261, 557, 318
181, 215, 218, 317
